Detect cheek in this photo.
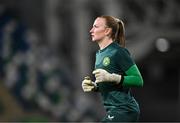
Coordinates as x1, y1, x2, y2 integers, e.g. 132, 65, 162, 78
94, 30, 105, 37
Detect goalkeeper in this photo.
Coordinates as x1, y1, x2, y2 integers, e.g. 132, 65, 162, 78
82, 15, 143, 122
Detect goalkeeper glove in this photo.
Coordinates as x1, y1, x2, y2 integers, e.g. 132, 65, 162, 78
92, 69, 122, 84
82, 76, 97, 92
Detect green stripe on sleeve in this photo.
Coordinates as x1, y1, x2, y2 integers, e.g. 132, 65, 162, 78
122, 64, 143, 87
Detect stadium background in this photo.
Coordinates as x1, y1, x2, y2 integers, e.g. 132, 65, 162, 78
0, 0, 180, 122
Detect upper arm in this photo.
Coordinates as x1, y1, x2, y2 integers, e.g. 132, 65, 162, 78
116, 49, 143, 87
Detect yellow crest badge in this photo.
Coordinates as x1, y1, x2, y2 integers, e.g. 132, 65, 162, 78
103, 57, 110, 66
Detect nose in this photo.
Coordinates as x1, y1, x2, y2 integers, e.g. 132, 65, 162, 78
90, 27, 93, 33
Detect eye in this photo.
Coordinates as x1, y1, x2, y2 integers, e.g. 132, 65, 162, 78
93, 25, 98, 28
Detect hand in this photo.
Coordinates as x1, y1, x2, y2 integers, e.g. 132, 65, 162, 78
82, 76, 97, 92
92, 69, 121, 84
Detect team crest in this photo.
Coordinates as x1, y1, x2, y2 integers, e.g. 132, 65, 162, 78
103, 57, 110, 66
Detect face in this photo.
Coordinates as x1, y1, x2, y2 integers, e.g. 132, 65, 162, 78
90, 17, 109, 42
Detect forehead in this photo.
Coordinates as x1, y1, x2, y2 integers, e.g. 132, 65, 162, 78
93, 17, 106, 26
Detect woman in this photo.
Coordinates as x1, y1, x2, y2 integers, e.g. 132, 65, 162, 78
82, 15, 143, 122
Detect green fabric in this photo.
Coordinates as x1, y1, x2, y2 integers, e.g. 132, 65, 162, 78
94, 42, 143, 120
101, 107, 140, 122
123, 64, 143, 87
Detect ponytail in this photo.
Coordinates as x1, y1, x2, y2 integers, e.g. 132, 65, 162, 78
115, 20, 125, 48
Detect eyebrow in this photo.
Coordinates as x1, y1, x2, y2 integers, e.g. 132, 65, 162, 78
93, 24, 106, 27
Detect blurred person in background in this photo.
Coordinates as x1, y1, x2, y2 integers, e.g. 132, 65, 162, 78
82, 15, 143, 122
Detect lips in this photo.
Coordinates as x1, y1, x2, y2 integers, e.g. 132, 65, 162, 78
91, 35, 95, 40
90, 34, 94, 37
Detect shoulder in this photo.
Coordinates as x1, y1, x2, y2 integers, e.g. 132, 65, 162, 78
113, 43, 134, 62
113, 43, 131, 57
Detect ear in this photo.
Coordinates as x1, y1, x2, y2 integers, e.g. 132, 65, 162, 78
104, 28, 112, 36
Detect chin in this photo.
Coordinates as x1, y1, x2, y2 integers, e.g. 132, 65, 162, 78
92, 39, 97, 42
91, 38, 96, 42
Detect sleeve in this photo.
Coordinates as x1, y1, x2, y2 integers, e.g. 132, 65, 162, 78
121, 64, 143, 87
116, 49, 143, 87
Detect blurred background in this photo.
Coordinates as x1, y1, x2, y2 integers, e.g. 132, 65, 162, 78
0, 0, 180, 122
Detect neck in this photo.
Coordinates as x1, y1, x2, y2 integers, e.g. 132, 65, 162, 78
98, 38, 113, 50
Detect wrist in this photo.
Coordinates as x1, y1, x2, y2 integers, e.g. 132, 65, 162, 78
111, 73, 122, 84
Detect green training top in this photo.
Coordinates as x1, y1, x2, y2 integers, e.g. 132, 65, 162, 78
94, 42, 143, 111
